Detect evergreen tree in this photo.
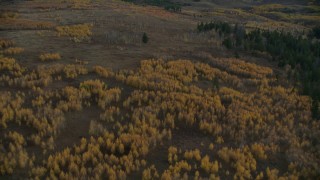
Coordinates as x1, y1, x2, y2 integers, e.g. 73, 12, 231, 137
311, 26, 320, 39
142, 32, 149, 44
312, 100, 319, 119
223, 37, 232, 49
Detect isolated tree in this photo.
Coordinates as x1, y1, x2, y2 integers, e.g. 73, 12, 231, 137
142, 33, 149, 44
212, 77, 219, 90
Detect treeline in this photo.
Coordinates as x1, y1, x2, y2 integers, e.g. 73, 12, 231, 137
121, 0, 182, 12
310, 26, 320, 39
197, 21, 320, 119
197, 21, 232, 35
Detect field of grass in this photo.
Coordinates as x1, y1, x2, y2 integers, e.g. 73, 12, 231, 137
0, 0, 320, 179
249, 3, 320, 26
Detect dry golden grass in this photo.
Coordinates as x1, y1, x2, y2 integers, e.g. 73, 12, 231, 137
55, 23, 93, 42
136, 6, 178, 20
69, 0, 91, 8
251, 4, 288, 13
112, 2, 178, 20
245, 20, 307, 32
39, 53, 61, 61
0, 19, 55, 30
2, 47, 24, 55
249, 4, 320, 28
0, 11, 18, 19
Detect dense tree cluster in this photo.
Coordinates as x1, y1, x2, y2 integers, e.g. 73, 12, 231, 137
122, 0, 182, 12
1, 42, 319, 179
310, 26, 320, 39
109, 59, 319, 178
198, 21, 320, 118
0, 131, 33, 175
211, 58, 273, 79
0, 60, 88, 89
197, 21, 232, 35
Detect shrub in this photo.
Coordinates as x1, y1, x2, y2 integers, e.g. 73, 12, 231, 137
63, 64, 88, 78
2, 47, 24, 55
0, 39, 14, 49
93, 66, 114, 78
39, 53, 61, 61
55, 24, 93, 42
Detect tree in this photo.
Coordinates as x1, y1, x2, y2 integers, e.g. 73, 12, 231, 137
164, 5, 181, 12
311, 100, 319, 119
142, 33, 149, 44
197, 22, 204, 32
212, 77, 219, 90
223, 37, 232, 49
310, 26, 320, 39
